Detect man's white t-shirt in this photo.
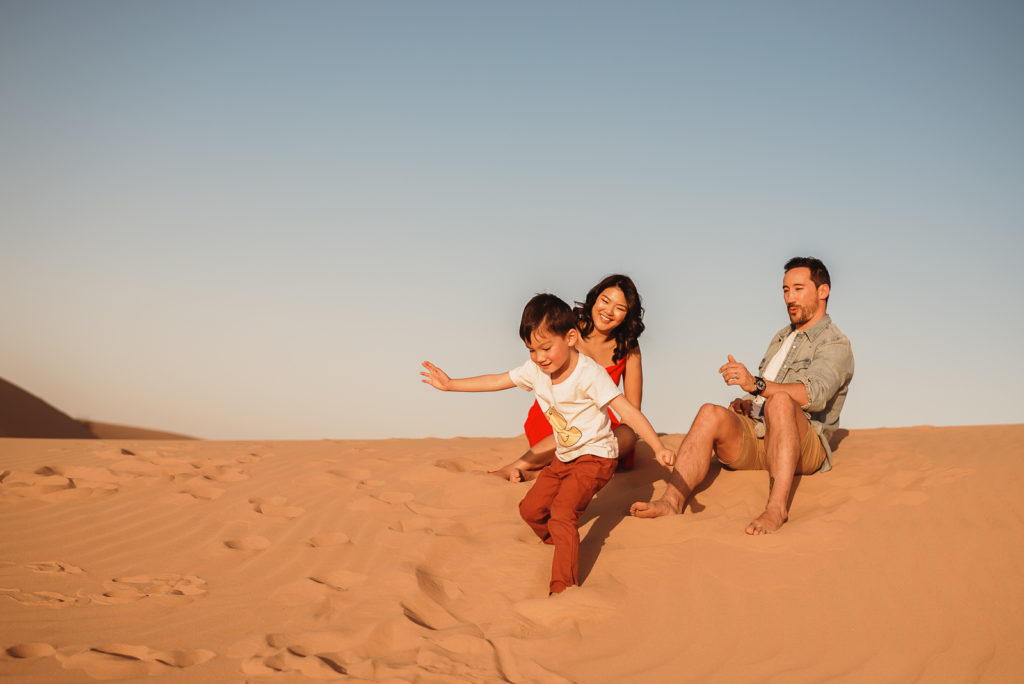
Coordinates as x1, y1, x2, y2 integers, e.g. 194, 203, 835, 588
751, 330, 799, 418
509, 353, 622, 463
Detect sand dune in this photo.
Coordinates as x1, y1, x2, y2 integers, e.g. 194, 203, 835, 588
0, 378, 195, 440
0, 379, 95, 439
1, 426, 1022, 682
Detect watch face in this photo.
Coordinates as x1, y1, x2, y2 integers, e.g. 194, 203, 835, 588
756, 378, 766, 391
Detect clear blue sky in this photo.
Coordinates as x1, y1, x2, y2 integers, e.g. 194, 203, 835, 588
2, 1, 1022, 439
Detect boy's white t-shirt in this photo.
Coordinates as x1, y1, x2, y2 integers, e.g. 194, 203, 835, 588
508, 353, 622, 463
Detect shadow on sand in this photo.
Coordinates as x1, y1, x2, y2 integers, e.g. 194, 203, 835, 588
574, 439, 727, 585
577, 423, 843, 578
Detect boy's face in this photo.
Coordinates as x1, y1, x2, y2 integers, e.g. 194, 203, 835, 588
526, 327, 578, 381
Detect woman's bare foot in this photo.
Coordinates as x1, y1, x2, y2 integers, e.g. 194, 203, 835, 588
629, 498, 681, 518
745, 507, 787, 535
489, 462, 540, 482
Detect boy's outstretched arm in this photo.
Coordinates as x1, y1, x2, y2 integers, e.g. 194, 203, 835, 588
608, 395, 676, 466
421, 361, 516, 392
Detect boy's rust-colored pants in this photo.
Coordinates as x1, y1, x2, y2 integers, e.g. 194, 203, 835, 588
518, 454, 617, 594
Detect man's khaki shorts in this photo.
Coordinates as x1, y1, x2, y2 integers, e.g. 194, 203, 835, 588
720, 414, 826, 475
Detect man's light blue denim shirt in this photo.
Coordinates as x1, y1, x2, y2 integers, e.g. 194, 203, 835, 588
752, 314, 854, 472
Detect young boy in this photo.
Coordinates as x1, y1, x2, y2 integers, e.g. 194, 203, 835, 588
421, 293, 675, 595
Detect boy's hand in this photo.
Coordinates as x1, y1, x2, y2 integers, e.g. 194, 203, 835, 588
655, 447, 676, 467
420, 361, 451, 391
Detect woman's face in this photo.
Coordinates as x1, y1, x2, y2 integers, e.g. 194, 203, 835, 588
591, 286, 629, 335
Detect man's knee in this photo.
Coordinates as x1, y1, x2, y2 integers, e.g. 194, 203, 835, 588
763, 393, 800, 418
695, 402, 731, 426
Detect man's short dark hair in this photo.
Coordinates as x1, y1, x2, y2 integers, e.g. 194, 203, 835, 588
785, 256, 831, 292
520, 293, 576, 343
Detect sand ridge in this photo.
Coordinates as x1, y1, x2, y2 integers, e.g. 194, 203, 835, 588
1, 426, 1022, 682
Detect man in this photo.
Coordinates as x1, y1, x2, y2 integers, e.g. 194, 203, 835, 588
631, 256, 854, 534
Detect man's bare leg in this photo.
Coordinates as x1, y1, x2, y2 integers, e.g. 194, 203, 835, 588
745, 393, 808, 535
630, 404, 745, 518
491, 435, 556, 482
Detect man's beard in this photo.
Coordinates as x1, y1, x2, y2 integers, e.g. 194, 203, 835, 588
788, 304, 814, 326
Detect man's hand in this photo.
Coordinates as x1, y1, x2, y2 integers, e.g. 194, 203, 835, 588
655, 447, 676, 467
729, 398, 752, 415
420, 361, 451, 391
719, 355, 755, 392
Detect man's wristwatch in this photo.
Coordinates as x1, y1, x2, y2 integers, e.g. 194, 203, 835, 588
751, 376, 767, 396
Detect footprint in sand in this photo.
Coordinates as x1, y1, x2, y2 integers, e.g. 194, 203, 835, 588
235, 452, 263, 464
371, 490, 415, 505
0, 469, 73, 497
309, 570, 366, 591
391, 504, 462, 533
239, 631, 373, 679
193, 462, 249, 483
512, 584, 621, 634
327, 467, 372, 481
0, 467, 118, 501
54, 643, 215, 680
308, 532, 350, 547
415, 566, 464, 604
26, 560, 85, 575
37, 465, 121, 489
0, 587, 83, 607
178, 477, 225, 500
250, 496, 305, 519
224, 536, 271, 551
6, 642, 56, 659
433, 457, 479, 473
399, 593, 463, 631
411, 636, 519, 682
266, 569, 366, 607
389, 518, 438, 533
91, 574, 207, 605
394, 565, 467, 631
406, 502, 459, 517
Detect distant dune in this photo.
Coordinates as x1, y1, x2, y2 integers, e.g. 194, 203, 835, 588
0, 378, 194, 440
80, 421, 196, 440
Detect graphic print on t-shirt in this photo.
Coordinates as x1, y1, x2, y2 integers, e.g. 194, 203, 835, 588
545, 407, 582, 447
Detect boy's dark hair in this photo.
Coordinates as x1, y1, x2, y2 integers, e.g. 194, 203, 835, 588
785, 256, 831, 302
575, 274, 645, 364
519, 293, 577, 343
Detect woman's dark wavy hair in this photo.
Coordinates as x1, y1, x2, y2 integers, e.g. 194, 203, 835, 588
575, 274, 645, 363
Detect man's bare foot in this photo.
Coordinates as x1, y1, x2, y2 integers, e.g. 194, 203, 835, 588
745, 507, 787, 535
629, 498, 682, 518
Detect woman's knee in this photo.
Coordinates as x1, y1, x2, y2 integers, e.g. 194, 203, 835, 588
613, 424, 637, 451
